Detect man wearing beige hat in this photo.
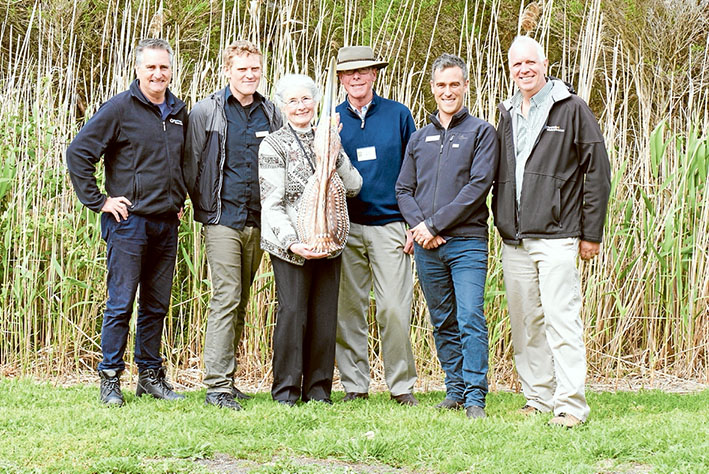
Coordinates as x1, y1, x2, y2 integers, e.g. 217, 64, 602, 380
334, 45, 419, 406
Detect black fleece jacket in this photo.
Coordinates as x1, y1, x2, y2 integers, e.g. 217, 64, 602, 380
492, 80, 611, 245
66, 80, 188, 217
396, 107, 499, 239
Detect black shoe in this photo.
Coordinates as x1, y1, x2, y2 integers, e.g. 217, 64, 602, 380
466, 406, 486, 419
231, 386, 252, 400
98, 369, 124, 406
342, 392, 369, 402
136, 368, 185, 401
308, 398, 333, 405
205, 391, 242, 410
436, 398, 464, 410
276, 399, 296, 407
391, 393, 419, 406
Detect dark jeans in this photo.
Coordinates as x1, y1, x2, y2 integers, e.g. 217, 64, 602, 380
270, 255, 341, 403
414, 237, 489, 408
98, 213, 178, 372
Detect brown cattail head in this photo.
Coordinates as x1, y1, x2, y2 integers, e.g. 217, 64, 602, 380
521, 2, 541, 34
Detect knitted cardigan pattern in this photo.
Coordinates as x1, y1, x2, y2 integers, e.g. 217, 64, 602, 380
258, 125, 362, 265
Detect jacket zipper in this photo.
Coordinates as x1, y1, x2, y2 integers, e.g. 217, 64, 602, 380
432, 129, 446, 214
215, 97, 228, 224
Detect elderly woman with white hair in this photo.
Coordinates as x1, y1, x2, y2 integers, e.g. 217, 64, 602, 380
259, 73, 362, 406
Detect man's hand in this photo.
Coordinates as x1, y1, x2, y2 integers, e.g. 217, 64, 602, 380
101, 196, 132, 222
579, 240, 600, 260
423, 235, 446, 250
403, 229, 414, 255
411, 222, 446, 249
289, 243, 329, 260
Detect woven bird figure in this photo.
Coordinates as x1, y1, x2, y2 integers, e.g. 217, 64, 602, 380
296, 58, 350, 255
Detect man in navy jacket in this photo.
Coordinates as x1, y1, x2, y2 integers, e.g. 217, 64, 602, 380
396, 53, 499, 419
334, 46, 419, 406
66, 39, 187, 406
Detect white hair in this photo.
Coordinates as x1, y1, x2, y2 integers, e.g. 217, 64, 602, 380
508, 36, 546, 64
272, 74, 321, 109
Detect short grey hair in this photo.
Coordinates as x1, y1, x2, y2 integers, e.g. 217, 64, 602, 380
135, 38, 173, 67
272, 74, 321, 110
508, 36, 546, 64
431, 53, 468, 82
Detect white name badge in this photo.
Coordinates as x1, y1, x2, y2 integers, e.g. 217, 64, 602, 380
255, 130, 269, 138
452, 143, 460, 148
357, 146, 377, 161
425, 135, 440, 142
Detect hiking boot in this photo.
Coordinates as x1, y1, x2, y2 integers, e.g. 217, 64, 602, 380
391, 393, 419, 406
436, 398, 464, 410
519, 404, 541, 416
205, 391, 242, 410
136, 368, 185, 401
231, 386, 252, 400
342, 392, 369, 402
466, 406, 486, 419
98, 369, 124, 406
549, 413, 583, 428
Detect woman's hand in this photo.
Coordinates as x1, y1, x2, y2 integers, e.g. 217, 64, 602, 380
289, 243, 329, 259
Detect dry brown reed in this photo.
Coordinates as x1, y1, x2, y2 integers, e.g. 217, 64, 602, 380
0, 0, 707, 389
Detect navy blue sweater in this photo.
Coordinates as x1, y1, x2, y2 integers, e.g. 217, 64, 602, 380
336, 92, 416, 225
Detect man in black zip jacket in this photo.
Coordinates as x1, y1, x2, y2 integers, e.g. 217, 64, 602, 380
492, 36, 611, 428
66, 38, 187, 406
396, 54, 499, 419
183, 41, 282, 411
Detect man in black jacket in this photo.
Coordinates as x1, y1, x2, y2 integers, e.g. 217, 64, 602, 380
492, 36, 611, 428
66, 38, 188, 406
183, 41, 282, 411
396, 54, 498, 419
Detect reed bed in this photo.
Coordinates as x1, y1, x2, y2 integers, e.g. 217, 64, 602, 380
0, 0, 706, 388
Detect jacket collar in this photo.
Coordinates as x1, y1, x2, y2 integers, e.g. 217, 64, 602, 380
429, 106, 469, 130
222, 86, 265, 107
501, 78, 572, 111
129, 79, 183, 113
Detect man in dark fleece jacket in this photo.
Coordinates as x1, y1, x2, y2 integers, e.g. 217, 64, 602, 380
493, 36, 611, 428
396, 54, 499, 419
66, 39, 187, 407
334, 46, 419, 406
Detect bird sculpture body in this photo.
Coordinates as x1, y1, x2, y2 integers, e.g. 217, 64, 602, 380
296, 58, 350, 255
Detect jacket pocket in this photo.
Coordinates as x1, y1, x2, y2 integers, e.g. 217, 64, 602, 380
519, 174, 564, 234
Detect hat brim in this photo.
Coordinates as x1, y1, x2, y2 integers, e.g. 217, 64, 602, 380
336, 59, 388, 72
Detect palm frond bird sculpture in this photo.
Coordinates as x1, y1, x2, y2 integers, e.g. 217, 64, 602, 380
296, 58, 350, 255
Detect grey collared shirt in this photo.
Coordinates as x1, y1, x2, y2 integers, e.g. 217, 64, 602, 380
511, 80, 555, 203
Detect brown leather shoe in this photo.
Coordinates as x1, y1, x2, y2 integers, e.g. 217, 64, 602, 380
549, 412, 583, 428
391, 393, 419, 406
342, 392, 369, 402
519, 404, 541, 416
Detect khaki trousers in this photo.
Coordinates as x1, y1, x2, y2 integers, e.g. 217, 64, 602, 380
336, 221, 417, 396
502, 238, 590, 421
203, 224, 263, 392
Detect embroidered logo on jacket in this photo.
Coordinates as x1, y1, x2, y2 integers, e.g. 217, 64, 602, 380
169, 118, 183, 126
545, 125, 565, 133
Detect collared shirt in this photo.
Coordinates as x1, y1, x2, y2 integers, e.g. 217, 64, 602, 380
220, 86, 271, 229
511, 80, 555, 203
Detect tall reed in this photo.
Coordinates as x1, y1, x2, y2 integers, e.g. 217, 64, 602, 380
0, 0, 706, 387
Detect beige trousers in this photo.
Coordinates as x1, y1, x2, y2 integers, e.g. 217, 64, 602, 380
502, 238, 590, 421
336, 221, 417, 396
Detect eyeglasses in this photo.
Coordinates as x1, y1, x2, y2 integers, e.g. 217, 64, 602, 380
340, 67, 374, 77
285, 96, 314, 107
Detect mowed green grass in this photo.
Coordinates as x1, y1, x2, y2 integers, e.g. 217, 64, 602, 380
0, 378, 707, 473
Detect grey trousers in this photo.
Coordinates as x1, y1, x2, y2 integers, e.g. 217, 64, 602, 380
203, 224, 263, 392
335, 221, 417, 396
502, 238, 590, 421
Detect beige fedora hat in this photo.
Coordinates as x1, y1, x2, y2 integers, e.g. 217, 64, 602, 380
336, 46, 388, 71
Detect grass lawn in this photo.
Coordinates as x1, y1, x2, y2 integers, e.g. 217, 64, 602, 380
0, 378, 707, 473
